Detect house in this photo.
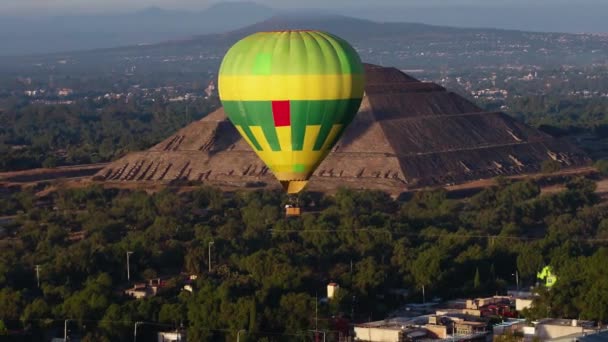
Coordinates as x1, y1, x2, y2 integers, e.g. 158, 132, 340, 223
125, 283, 153, 299
532, 319, 598, 340
125, 278, 167, 299
158, 330, 186, 342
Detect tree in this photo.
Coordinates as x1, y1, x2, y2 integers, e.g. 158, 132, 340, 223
410, 247, 444, 301
0, 288, 23, 321
595, 159, 608, 176
278, 293, 316, 333
0, 320, 7, 335
474, 268, 481, 289
353, 257, 386, 295
517, 246, 544, 280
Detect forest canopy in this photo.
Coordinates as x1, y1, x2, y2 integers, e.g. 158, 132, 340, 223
1, 177, 607, 341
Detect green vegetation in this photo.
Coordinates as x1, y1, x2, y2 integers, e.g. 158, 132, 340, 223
0, 97, 219, 171
595, 159, 608, 176
541, 159, 561, 173
508, 97, 608, 133
1, 177, 608, 340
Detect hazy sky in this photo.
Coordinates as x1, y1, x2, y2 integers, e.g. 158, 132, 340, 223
2, 0, 606, 14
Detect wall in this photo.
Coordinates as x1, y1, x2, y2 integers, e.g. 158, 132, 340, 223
537, 324, 594, 340
353, 326, 401, 342
515, 298, 533, 312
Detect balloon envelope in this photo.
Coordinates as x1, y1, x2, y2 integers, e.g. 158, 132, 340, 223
219, 30, 364, 194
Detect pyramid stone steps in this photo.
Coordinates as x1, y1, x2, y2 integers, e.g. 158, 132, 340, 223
95, 63, 589, 193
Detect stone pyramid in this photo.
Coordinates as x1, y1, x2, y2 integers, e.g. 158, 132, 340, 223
95, 64, 588, 194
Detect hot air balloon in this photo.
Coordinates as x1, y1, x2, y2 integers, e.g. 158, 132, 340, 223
218, 30, 365, 212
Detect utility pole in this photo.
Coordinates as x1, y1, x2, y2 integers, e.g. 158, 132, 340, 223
422, 285, 426, 304
315, 292, 318, 331
515, 270, 519, 290
134, 321, 144, 342
35, 265, 41, 288
351, 295, 356, 321
308, 330, 326, 342
126, 251, 134, 282
64, 319, 72, 341
208, 241, 214, 273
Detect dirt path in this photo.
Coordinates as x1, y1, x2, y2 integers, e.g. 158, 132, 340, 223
0, 163, 107, 184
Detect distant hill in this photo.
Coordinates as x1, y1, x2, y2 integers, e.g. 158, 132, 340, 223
0, 2, 274, 56
2, 14, 607, 73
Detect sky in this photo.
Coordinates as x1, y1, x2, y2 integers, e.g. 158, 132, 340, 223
2, 0, 607, 15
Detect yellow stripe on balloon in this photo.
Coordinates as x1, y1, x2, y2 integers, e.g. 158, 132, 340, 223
275, 126, 292, 151
249, 126, 273, 152
303, 125, 321, 151
258, 150, 323, 169
219, 74, 365, 101
321, 124, 344, 151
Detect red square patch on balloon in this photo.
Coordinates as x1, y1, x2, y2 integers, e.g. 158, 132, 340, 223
272, 100, 291, 127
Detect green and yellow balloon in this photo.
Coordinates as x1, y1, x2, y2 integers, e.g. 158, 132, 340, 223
219, 30, 364, 194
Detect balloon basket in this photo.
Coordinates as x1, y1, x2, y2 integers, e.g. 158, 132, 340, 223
285, 206, 302, 217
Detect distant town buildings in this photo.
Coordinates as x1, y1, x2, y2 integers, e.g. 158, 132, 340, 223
57, 88, 73, 96
354, 312, 491, 341
204, 81, 216, 98
353, 292, 607, 342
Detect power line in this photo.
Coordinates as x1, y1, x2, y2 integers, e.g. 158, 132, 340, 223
13, 318, 312, 338
268, 228, 608, 243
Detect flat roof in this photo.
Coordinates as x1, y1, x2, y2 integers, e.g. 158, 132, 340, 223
539, 318, 595, 328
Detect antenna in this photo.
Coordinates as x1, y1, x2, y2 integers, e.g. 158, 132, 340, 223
315, 292, 318, 331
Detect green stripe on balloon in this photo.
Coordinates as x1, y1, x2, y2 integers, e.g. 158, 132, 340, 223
240, 124, 262, 151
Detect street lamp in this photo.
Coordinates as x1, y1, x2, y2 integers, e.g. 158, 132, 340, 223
208, 241, 214, 273
237, 329, 246, 342
64, 319, 73, 341
35, 265, 42, 288
134, 321, 144, 342
512, 270, 519, 290
126, 251, 134, 282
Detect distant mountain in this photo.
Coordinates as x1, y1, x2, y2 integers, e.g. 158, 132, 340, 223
2, 14, 607, 73
0, 2, 274, 56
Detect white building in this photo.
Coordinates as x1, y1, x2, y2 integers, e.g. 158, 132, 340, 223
327, 282, 339, 299
158, 331, 186, 342
530, 319, 598, 340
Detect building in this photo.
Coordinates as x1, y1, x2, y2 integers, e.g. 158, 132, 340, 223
182, 274, 197, 293
354, 312, 491, 342
461, 296, 517, 318
515, 297, 534, 312
532, 319, 598, 340
158, 331, 186, 342
57, 88, 73, 96
354, 317, 429, 342
124, 278, 166, 299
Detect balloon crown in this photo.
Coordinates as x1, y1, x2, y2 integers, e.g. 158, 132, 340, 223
262, 29, 317, 33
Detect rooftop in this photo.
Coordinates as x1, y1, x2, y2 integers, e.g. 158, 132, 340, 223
539, 318, 596, 328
